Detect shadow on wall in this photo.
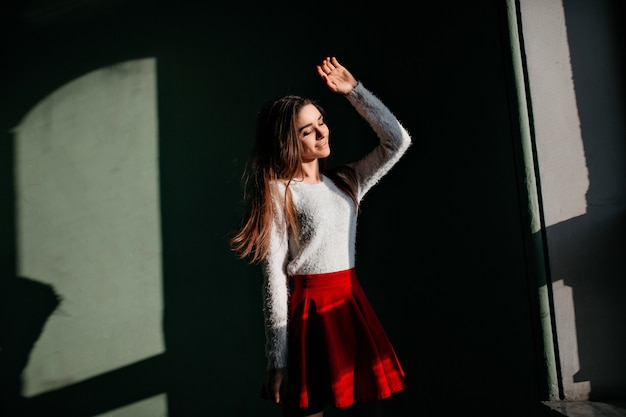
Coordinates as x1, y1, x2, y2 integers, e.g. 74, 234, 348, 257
1, 277, 167, 416
0, 276, 61, 410
546, 0, 626, 401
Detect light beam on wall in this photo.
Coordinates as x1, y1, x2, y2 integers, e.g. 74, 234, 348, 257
14, 58, 166, 415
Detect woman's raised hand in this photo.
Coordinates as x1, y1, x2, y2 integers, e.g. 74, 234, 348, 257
316, 56, 358, 95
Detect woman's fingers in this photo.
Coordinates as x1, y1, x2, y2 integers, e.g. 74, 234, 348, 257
320, 56, 338, 75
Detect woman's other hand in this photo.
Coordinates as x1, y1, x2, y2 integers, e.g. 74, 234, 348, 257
263, 367, 288, 404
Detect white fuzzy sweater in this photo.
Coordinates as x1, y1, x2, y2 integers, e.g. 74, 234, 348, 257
261, 82, 412, 370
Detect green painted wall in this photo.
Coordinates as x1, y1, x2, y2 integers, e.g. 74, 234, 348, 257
1, 1, 549, 416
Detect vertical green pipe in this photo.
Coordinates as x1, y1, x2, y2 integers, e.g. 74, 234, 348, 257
505, 0, 560, 400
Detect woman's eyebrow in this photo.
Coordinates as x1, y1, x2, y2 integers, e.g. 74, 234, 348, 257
297, 114, 323, 132
297, 122, 312, 132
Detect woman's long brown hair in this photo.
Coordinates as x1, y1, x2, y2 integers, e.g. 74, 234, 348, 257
229, 95, 358, 264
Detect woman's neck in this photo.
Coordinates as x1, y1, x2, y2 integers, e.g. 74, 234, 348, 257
299, 161, 322, 184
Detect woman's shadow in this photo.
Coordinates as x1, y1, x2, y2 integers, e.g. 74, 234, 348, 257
0, 275, 62, 414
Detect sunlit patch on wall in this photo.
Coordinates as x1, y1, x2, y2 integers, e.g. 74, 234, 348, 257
13, 58, 164, 403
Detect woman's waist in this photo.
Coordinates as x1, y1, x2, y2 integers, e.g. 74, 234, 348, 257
291, 267, 357, 290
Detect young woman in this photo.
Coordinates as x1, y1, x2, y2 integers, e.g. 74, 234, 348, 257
230, 56, 411, 416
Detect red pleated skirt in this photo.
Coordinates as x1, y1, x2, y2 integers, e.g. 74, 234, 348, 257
285, 267, 406, 409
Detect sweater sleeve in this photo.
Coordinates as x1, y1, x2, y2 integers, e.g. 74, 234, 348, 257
260, 189, 290, 370
344, 82, 412, 201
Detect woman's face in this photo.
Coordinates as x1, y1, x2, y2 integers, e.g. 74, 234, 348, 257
296, 103, 330, 162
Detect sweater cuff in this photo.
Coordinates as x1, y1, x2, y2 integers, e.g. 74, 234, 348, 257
266, 325, 288, 369
346, 81, 365, 99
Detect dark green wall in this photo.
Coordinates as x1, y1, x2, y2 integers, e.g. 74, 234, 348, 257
0, 1, 546, 416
